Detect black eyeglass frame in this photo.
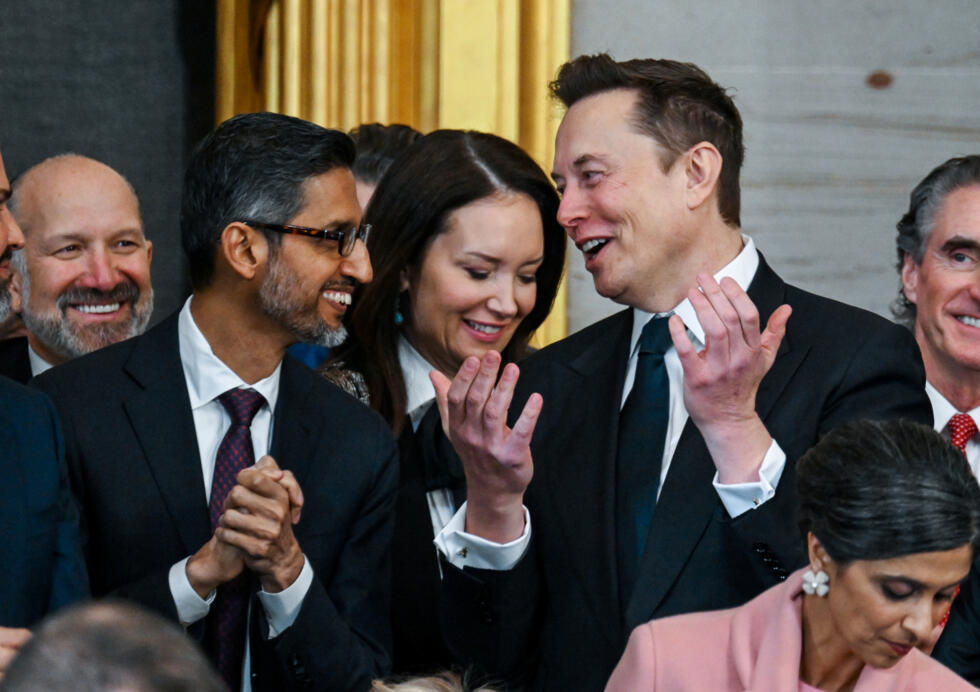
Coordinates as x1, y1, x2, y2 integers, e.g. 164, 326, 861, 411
238, 219, 371, 257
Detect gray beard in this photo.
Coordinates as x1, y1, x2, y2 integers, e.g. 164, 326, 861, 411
19, 271, 154, 361
258, 251, 348, 349
0, 282, 11, 324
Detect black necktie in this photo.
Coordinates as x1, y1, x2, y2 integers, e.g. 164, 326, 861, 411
616, 316, 672, 606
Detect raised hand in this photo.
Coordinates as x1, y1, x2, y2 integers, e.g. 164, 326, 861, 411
670, 274, 791, 483
431, 351, 542, 543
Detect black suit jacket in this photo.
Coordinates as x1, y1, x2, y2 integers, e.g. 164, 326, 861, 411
0, 337, 31, 384
32, 313, 399, 691
0, 376, 88, 627
934, 558, 980, 685
439, 257, 932, 691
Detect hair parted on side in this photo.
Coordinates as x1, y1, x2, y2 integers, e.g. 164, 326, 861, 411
797, 419, 980, 567
350, 123, 423, 186
892, 154, 980, 327
330, 129, 566, 433
180, 111, 355, 289
550, 53, 745, 227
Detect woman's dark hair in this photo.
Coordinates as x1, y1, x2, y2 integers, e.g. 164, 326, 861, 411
332, 129, 566, 433
349, 123, 422, 186
798, 419, 980, 566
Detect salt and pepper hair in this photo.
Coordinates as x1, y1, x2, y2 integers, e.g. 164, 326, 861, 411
181, 111, 355, 289
797, 419, 980, 567
1, 601, 225, 692
893, 155, 980, 326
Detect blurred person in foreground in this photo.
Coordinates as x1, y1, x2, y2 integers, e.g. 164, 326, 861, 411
289, 122, 421, 371
0, 601, 224, 692
3, 154, 153, 381
0, 146, 87, 681
606, 419, 979, 691
324, 129, 565, 673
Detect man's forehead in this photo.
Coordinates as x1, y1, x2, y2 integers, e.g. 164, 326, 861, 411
553, 90, 657, 176
295, 167, 361, 224
934, 185, 980, 240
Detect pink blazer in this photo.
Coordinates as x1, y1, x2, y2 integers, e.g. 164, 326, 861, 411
606, 568, 974, 691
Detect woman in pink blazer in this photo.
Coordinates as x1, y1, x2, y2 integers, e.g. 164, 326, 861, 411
607, 420, 980, 691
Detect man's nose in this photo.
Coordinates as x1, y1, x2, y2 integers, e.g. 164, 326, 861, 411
1, 206, 25, 251
556, 185, 586, 236
341, 239, 373, 284
79, 248, 123, 291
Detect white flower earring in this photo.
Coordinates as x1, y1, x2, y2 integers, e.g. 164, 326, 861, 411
802, 567, 829, 597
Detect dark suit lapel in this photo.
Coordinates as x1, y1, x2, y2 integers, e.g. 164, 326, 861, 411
541, 310, 632, 639
625, 254, 808, 622
269, 356, 320, 487
122, 314, 211, 555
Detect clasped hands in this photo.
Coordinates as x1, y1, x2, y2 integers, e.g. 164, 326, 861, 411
431, 275, 791, 543
187, 456, 305, 598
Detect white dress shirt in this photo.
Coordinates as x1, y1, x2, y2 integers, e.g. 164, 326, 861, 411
435, 236, 787, 571
166, 297, 313, 691
398, 335, 458, 537
926, 381, 980, 475
27, 343, 54, 377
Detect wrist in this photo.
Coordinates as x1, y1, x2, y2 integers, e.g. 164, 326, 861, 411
186, 552, 221, 599
701, 415, 771, 484
464, 494, 526, 543
260, 549, 304, 593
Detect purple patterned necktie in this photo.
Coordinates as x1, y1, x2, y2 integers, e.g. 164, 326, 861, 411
206, 387, 265, 690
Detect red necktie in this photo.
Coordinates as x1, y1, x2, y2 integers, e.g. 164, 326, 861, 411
948, 413, 978, 456
207, 387, 265, 690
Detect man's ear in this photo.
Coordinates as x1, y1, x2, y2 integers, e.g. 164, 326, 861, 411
220, 222, 268, 280
684, 141, 723, 211
900, 253, 919, 306
145, 239, 154, 266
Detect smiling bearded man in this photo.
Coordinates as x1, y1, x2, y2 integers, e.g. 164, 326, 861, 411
7, 154, 153, 378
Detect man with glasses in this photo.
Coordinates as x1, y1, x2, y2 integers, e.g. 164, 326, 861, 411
33, 112, 396, 691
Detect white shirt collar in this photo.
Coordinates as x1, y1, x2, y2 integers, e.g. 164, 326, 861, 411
177, 296, 281, 413
398, 334, 438, 429
27, 343, 55, 377
630, 234, 760, 355
925, 380, 980, 431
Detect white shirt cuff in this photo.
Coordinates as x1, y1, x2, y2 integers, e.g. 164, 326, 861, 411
712, 439, 786, 518
170, 557, 216, 626
256, 555, 313, 638
434, 502, 531, 571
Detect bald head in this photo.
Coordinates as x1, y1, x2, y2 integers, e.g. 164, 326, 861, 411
9, 154, 153, 366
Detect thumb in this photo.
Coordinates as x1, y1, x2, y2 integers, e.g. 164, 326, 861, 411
429, 369, 451, 435
761, 304, 792, 355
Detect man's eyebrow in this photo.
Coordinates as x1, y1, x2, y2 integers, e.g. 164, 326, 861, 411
940, 235, 980, 253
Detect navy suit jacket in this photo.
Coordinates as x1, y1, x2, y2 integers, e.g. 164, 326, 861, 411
439, 256, 933, 691
0, 376, 87, 627
32, 313, 399, 691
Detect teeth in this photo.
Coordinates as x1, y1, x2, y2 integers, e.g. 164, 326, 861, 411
466, 321, 502, 334
74, 303, 121, 314
322, 290, 351, 305
581, 239, 608, 253
958, 316, 980, 328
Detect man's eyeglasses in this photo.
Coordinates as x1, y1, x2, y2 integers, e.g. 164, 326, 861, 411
238, 219, 371, 257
